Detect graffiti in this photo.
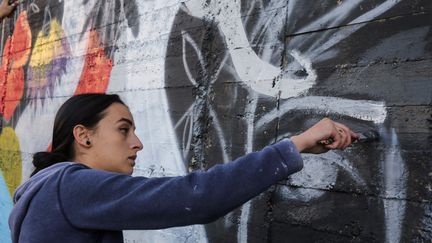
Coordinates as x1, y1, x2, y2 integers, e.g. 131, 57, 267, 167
0, 127, 21, 195
0, 172, 13, 243
75, 29, 113, 95
28, 19, 70, 100
0, 127, 21, 243
81, 0, 140, 58
0, 0, 431, 242
0, 11, 31, 121
0, 0, 140, 241
162, 0, 430, 242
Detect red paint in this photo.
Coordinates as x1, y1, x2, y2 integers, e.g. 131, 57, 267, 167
0, 68, 24, 120
10, 11, 32, 68
75, 30, 113, 95
0, 11, 31, 121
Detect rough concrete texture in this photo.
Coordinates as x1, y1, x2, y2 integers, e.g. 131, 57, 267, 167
0, 0, 431, 242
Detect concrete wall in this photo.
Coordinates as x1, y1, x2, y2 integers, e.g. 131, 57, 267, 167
0, 0, 431, 242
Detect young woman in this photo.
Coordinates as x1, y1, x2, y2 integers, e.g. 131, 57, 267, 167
9, 93, 357, 242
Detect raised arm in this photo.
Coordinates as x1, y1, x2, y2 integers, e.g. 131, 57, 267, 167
59, 139, 303, 230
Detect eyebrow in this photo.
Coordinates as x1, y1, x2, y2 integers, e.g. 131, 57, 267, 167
117, 118, 134, 126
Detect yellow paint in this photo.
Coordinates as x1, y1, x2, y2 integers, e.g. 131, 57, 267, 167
0, 127, 22, 196
29, 19, 67, 67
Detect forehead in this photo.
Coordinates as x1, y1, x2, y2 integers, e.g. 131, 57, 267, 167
102, 103, 133, 123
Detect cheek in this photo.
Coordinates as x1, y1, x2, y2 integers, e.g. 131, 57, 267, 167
94, 138, 124, 159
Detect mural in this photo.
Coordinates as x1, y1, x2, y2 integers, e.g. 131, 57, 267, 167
0, 0, 431, 242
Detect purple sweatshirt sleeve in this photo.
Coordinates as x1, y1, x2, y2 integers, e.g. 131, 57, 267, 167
58, 139, 303, 230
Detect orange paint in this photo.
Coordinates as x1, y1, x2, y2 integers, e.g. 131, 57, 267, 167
0, 11, 31, 122
10, 11, 32, 68
75, 30, 112, 95
0, 68, 24, 120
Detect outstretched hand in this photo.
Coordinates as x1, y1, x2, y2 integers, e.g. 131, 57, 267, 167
291, 118, 358, 154
0, 0, 18, 19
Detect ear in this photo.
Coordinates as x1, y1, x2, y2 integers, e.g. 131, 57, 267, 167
73, 124, 92, 147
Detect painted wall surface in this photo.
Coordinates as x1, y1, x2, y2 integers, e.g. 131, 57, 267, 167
0, 0, 431, 242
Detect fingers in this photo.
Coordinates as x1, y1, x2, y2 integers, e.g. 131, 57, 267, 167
324, 120, 356, 150
296, 118, 357, 154
338, 122, 360, 147
335, 122, 352, 149
324, 129, 342, 150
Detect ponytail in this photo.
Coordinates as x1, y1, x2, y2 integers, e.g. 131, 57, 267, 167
31, 151, 68, 176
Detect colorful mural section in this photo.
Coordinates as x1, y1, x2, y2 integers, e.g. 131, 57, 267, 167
75, 29, 112, 95
0, 0, 431, 242
0, 128, 21, 243
27, 19, 70, 100
0, 11, 31, 242
0, 11, 31, 121
0, 4, 113, 240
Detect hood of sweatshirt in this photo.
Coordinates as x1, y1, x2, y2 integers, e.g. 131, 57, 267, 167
8, 162, 75, 242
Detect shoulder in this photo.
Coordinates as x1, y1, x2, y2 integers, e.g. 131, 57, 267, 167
58, 163, 137, 193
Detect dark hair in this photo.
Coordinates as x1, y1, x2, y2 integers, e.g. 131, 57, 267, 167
31, 93, 125, 176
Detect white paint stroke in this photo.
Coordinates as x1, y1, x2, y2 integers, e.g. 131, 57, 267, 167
246, 91, 259, 153
242, 0, 258, 27
292, 0, 363, 44
172, 104, 194, 159
287, 151, 366, 202
307, 0, 401, 58
124, 225, 208, 243
181, 0, 402, 101
237, 91, 258, 243
211, 53, 229, 85
181, 108, 193, 159
381, 128, 406, 243
185, 0, 315, 99
182, 31, 203, 87
286, 0, 302, 32
333, 156, 367, 187
209, 106, 231, 163
256, 96, 387, 129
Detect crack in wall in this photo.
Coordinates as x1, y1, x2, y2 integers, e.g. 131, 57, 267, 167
286, 11, 429, 38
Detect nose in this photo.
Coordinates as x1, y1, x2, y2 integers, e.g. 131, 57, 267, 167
131, 133, 143, 151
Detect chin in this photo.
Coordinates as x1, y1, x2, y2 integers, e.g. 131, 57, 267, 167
124, 167, 134, 176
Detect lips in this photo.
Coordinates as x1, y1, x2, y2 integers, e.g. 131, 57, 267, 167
128, 156, 137, 168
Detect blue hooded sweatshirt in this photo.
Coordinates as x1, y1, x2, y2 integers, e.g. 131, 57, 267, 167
9, 139, 303, 243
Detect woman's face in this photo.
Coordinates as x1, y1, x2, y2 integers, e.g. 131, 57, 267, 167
87, 103, 143, 175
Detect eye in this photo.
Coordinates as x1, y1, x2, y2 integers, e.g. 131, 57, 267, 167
119, 127, 129, 134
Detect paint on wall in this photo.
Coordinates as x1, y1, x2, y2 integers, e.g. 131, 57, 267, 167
0, 127, 21, 243
75, 29, 112, 95
0, 0, 430, 242
0, 173, 13, 243
27, 19, 70, 100
0, 127, 22, 195
0, 11, 31, 122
